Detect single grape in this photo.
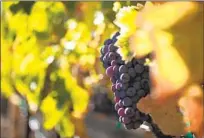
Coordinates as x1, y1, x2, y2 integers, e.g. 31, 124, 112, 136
131, 95, 140, 103
119, 65, 128, 73
108, 44, 118, 52
114, 91, 120, 98
135, 76, 142, 81
126, 61, 133, 68
116, 83, 122, 91
133, 81, 141, 90
124, 122, 134, 130
131, 111, 140, 122
124, 107, 135, 117
120, 73, 130, 83
134, 64, 144, 74
113, 65, 119, 75
111, 60, 117, 66
128, 67, 136, 78
121, 83, 129, 90
137, 89, 146, 98
119, 91, 126, 99
126, 87, 136, 97
115, 103, 120, 111
122, 97, 132, 107
108, 52, 117, 61
133, 120, 142, 129
119, 100, 123, 107
122, 117, 131, 124
104, 39, 112, 45
118, 108, 125, 117
106, 66, 114, 77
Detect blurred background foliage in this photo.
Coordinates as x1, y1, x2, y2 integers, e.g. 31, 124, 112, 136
1, 1, 144, 138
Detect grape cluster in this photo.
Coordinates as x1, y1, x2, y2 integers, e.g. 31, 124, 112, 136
100, 32, 151, 130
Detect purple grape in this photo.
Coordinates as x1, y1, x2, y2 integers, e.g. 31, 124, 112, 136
106, 66, 114, 77
128, 68, 136, 78
126, 61, 133, 68
114, 91, 120, 98
122, 97, 132, 107
113, 65, 119, 75
133, 120, 142, 129
124, 107, 135, 117
134, 64, 144, 74
108, 44, 118, 52
119, 91, 126, 99
119, 100, 123, 107
124, 122, 134, 130
131, 95, 140, 103
122, 117, 131, 124
116, 83, 122, 91
120, 73, 130, 83
133, 81, 141, 90
131, 111, 140, 121
137, 89, 146, 98
118, 108, 125, 117
115, 103, 120, 111
111, 60, 117, 66
135, 76, 142, 81
119, 65, 128, 73
104, 39, 112, 45
108, 52, 117, 61
126, 87, 136, 97
121, 83, 129, 90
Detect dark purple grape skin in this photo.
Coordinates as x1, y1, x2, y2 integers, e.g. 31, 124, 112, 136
141, 79, 150, 91
131, 95, 140, 103
124, 122, 134, 130
111, 60, 117, 66
108, 52, 117, 61
121, 83, 129, 90
106, 66, 114, 77
135, 76, 142, 81
137, 58, 146, 65
137, 89, 146, 98
131, 111, 140, 121
122, 117, 131, 124
119, 91, 126, 99
142, 71, 149, 79
133, 81, 141, 91
133, 120, 142, 129
124, 107, 135, 117
118, 108, 125, 117
120, 73, 130, 83
134, 64, 144, 74
119, 65, 128, 73
110, 76, 117, 84
116, 83, 122, 91
126, 87, 136, 97
128, 67, 136, 78
108, 44, 118, 52
122, 97, 132, 107
119, 100, 123, 107
115, 103, 120, 111
104, 39, 112, 45
126, 61, 133, 68
113, 65, 119, 75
